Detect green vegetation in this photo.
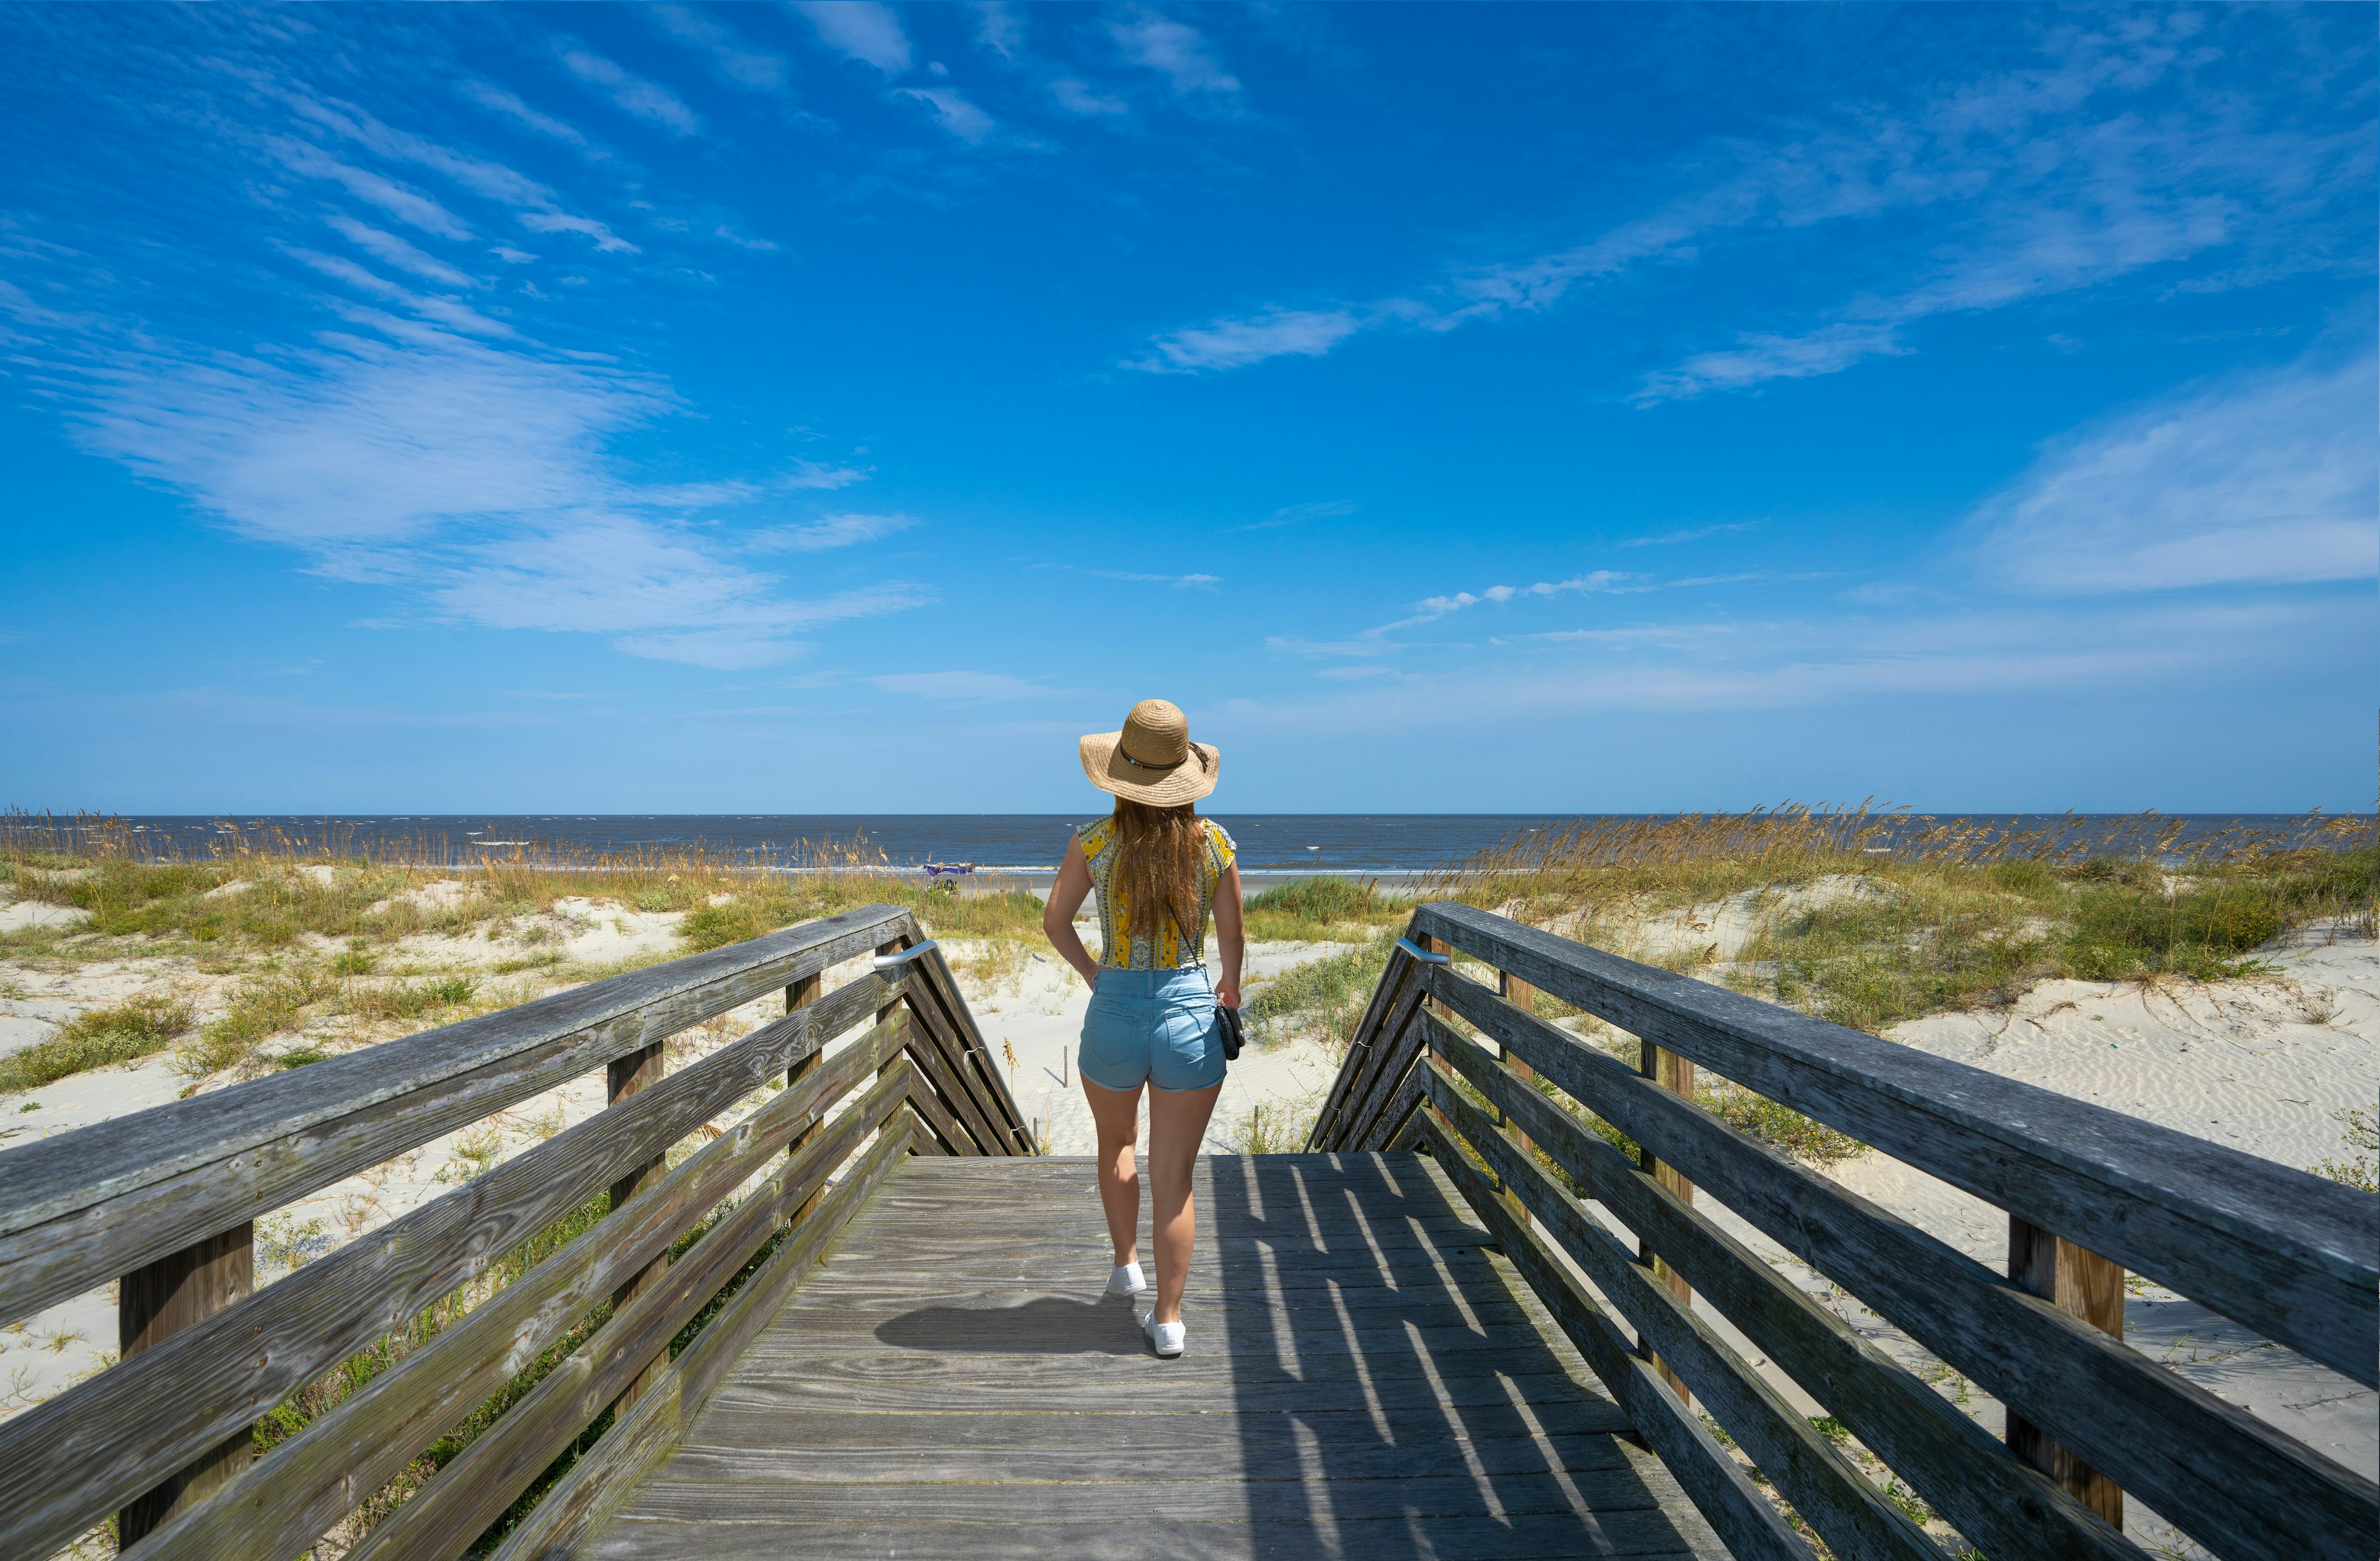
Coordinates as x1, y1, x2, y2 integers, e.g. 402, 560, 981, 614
0, 996, 193, 1092
2312, 1107, 2378, 1194
1243, 932, 1396, 1051
1241, 876, 1409, 942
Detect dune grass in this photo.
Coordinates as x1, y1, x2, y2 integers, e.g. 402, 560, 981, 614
1241, 876, 1410, 943
0, 996, 193, 1093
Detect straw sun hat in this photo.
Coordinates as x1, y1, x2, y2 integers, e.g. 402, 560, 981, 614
1078, 699, 1220, 806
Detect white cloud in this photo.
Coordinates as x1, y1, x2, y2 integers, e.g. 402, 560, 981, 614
870, 670, 1063, 702
892, 87, 995, 144
1972, 352, 2379, 593
561, 48, 702, 137
794, 1, 912, 74
268, 138, 471, 239
1128, 17, 2364, 387
787, 458, 870, 490
750, 511, 918, 552
1050, 78, 1128, 118
1129, 308, 1359, 373
970, 2, 1027, 63
1108, 11, 1239, 95
1414, 572, 1640, 620
650, 6, 791, 94
458, 80, 598, 154
325, 214, 477, 288
1617, 521, 1758, 548
1231, 498, 1359, 532
519, 212, 637, 254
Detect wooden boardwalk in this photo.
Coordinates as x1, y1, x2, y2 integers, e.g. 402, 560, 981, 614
586, 1152, 1723, 1560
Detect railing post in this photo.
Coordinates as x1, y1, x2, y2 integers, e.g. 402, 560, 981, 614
1637, 1038, 1695, 1402
117, 1224, 253, 1546
787, 968, 829, 1217
1496, 970, 1539, 1226
2007, 1217, 2125, 1526
606, 1040, 669, 1408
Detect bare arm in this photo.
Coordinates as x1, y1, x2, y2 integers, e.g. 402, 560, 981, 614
1212, 862, 1245, 1009
1041, 836, 1101, 989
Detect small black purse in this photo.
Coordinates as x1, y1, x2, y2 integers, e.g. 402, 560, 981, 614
1215, 1003, 1245, 1062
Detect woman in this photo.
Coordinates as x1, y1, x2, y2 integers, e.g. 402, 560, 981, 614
1041, 698, 1243, 1360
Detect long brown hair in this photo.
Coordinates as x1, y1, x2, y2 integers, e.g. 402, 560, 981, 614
1113, 798, 1206, 949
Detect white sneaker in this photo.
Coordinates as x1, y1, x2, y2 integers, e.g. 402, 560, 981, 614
1105, 1261, 1147, 1296
1144, 1313, 1185, 1358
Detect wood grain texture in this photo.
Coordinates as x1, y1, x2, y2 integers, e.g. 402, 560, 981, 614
0, 970, 901, 1561
573, 1152, 1719, 1561
116, 1223, 253, 1549
1423, 1004, 2134, 1561
1417, 1113, 1813, 1561
901, 932, 1035, 1153
344, 1070, 919, 1561
1409, 901, 2379, 1389
1421, 954, 2374, 1561
1427, 1049, 1940, 1561
1305, 919, 1424, 1148
2007, 1216, 2127, 1526
123, 1021, 909, 1561
487, 1120, 919, 1561
0, 904, 915, 1323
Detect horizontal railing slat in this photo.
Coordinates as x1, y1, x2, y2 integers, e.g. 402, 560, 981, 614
1415, 1110, 1812, 1561
0, 904, 912, 1323
1419, 956, 2377, 1561
1411, 901, 2379, 1389
1307, 927, 1423, 1149
1422, 1012, 2131, 1561
125, 1015, 909, 1561
338, 1065, 920, 1561
0, 969, 899, 1561
483, 1118, 920, 1561
906, 937, 1034, 1152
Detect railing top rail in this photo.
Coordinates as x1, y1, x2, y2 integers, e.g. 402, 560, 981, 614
1408, 900, 2379, 1385
0, 901, 912, 1244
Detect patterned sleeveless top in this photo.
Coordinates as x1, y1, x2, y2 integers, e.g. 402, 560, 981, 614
1075, 816, 1238, 970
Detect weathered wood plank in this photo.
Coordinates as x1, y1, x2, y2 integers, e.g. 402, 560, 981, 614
0, 904, 914, 1324
1305, 911, 1424, 1148
343, 1070, 919, 1561
587, 1508, 1718, 1561
115, 1223, 252, 1549
892, 1006, 994, 1156
1419, 1111, 1814, 1561
1429, 1051, 1939, 1561
692, 1399, 1637, 1453
898, 969, 1013, 1156
2008, 1214, 2127, 1526
1426, 957, 2378, 1561
485, 1120, 918, 1561
126, 1022, 907, 1561
0, 971, 901, 1561
1428, 1001, 2136, 1561
1412, 901, 2380, 1389
700, 1366, 1622, 1418
904, 935, 1034, 1152
620, 1467, 1686, 1523
1321, 968, 1433, 1152
656, 1428, 1642, 1485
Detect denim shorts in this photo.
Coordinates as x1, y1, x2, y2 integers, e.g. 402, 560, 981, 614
1078, 966, 1225, 1094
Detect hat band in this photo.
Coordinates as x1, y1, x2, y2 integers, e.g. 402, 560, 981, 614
1118, 743, 1209, 774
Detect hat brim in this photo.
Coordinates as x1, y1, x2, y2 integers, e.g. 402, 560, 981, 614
1079, 732, 1220, 806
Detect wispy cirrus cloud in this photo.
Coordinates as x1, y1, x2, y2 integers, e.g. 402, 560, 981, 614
1127, 17, 2368, 390
893, 87, 996, 143
794, 1, 912, 75
1616, 521, 1758, 548
1971, 350, 2378, 594
751, 511, 919, 552
560, 46, 701, 137
1108, 10, 1239, 96
1128, 307, 1359, 373
649, 5, 792, 95
1229, 498, 1359, 533
869, 670, 1069, 702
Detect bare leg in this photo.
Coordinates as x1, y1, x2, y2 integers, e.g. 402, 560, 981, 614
1082, 1076, 1144, 1266
1145, 1081, 1223, 1325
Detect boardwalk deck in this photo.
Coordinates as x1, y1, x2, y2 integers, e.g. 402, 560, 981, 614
585, 1152, 1725, 1560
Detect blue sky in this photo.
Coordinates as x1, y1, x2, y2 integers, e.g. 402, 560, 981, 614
2, 4, 2373, 814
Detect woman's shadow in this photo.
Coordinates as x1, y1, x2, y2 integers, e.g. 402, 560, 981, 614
875, 1291, 1152, 1355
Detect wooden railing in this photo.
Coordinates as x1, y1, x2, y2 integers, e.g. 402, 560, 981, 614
0, 903, 1032, 1560
1311, 901, 2379, 1561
